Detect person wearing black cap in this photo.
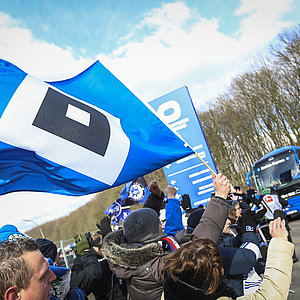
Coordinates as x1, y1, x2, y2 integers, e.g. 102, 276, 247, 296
37, 238, 58, 263
102, 173, 232, 300
186, 208, 205, 233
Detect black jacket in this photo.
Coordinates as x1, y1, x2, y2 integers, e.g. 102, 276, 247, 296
163, 274, 236, 300
70, 251, 112, 300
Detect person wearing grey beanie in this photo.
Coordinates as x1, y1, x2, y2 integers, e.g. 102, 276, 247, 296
102, 175, 232, 300
123, 208, 164, 244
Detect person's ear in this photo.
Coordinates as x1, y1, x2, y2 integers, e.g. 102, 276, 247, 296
4, 287, 21, 300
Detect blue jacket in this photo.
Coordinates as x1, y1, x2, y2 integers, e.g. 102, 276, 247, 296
164, 198, 184, 236
219, 232, 260, 296
143, 191, 184, 236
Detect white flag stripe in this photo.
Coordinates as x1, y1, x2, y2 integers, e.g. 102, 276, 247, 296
193, 144, 203, 150
198, 182, 214, 191
169, 117, 189, 128
167, 163, 205, 177
172, 123, 187, 132
0, 75, 130, 185
198, 187, 214, 195
194, 197, 211, 206
189, 168, 210, 178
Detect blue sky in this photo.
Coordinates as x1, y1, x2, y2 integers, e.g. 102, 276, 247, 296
0, 0, 299, 232
0, 0, 242, 57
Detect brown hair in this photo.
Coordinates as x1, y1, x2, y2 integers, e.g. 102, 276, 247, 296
162, 238, 223, 295
228, 200, 240, 224
228, 208, 237, 224
0, 237, 39, 300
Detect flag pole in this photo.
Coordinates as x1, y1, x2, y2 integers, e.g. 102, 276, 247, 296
185, 143, 236, 193
193, 151, 217, 177
193, 151, 236, 193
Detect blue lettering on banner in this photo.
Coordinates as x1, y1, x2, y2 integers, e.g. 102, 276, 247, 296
148, 87, 217, 208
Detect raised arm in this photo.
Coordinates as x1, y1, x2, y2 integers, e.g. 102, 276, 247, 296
192, 173, 231, 243
164, 185, 184, 236
143, 180, 164, 215
239, 218, 294, 300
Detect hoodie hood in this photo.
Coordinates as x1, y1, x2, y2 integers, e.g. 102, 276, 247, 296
164, 274, 237, 300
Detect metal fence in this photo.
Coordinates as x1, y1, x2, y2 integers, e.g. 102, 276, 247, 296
54, 238, 75, 269
54, 230, 100, 269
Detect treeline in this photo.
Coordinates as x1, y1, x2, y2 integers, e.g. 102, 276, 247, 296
198, 26, 300, 187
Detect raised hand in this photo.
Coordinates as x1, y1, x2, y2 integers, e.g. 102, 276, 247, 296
269, 218, 288, 240
148, 180, 162, 196
213, 173, 231, 200
165, 186, 177, 199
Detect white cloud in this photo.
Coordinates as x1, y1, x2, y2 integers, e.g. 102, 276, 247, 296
0, 192, 94, 232
97, 0, 295, 107
235, 0, 294, 53
0, 1, 296, 106
141, 1, 192, 27
0, 12, 92, 81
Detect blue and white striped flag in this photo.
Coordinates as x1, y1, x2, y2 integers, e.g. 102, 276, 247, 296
0, 59, 193, 196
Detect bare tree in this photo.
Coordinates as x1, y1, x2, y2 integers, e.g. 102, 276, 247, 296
197, 26, 300, 188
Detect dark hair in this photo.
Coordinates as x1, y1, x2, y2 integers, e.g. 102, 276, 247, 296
0, 237, 39, 300
162, 238, 223, 295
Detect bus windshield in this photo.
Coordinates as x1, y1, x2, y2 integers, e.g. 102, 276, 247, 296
253, 150, 300, 193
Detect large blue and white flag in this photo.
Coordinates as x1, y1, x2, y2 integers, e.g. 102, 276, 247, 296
0, 59, 193, 195
148, 87, 217, 208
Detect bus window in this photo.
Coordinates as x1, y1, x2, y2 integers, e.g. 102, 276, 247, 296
248, 146, 300, 217
280, 170, 292, 184
253, 151, 298, 193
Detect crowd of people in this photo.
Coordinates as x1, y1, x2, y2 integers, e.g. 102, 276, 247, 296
0, 174, 297, 300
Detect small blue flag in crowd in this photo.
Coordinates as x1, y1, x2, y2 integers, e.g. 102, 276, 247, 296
105, 177, 150, 225
120, 176, 150, 205
104, 198, 130, 226
0, 59, 193, 196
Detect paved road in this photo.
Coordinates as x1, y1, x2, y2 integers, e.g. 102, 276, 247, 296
288, 215, 300, 299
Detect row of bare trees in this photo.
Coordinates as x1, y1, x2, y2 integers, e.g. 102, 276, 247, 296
197, 26, 300, 187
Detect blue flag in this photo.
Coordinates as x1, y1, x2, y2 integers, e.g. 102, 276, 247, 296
0, 59, 193, 196
104, 198, 130, 226
148, 87, 217, 208
120, 176, 150, 205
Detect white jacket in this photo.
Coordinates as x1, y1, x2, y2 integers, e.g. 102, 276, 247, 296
219, 237, 294, 300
